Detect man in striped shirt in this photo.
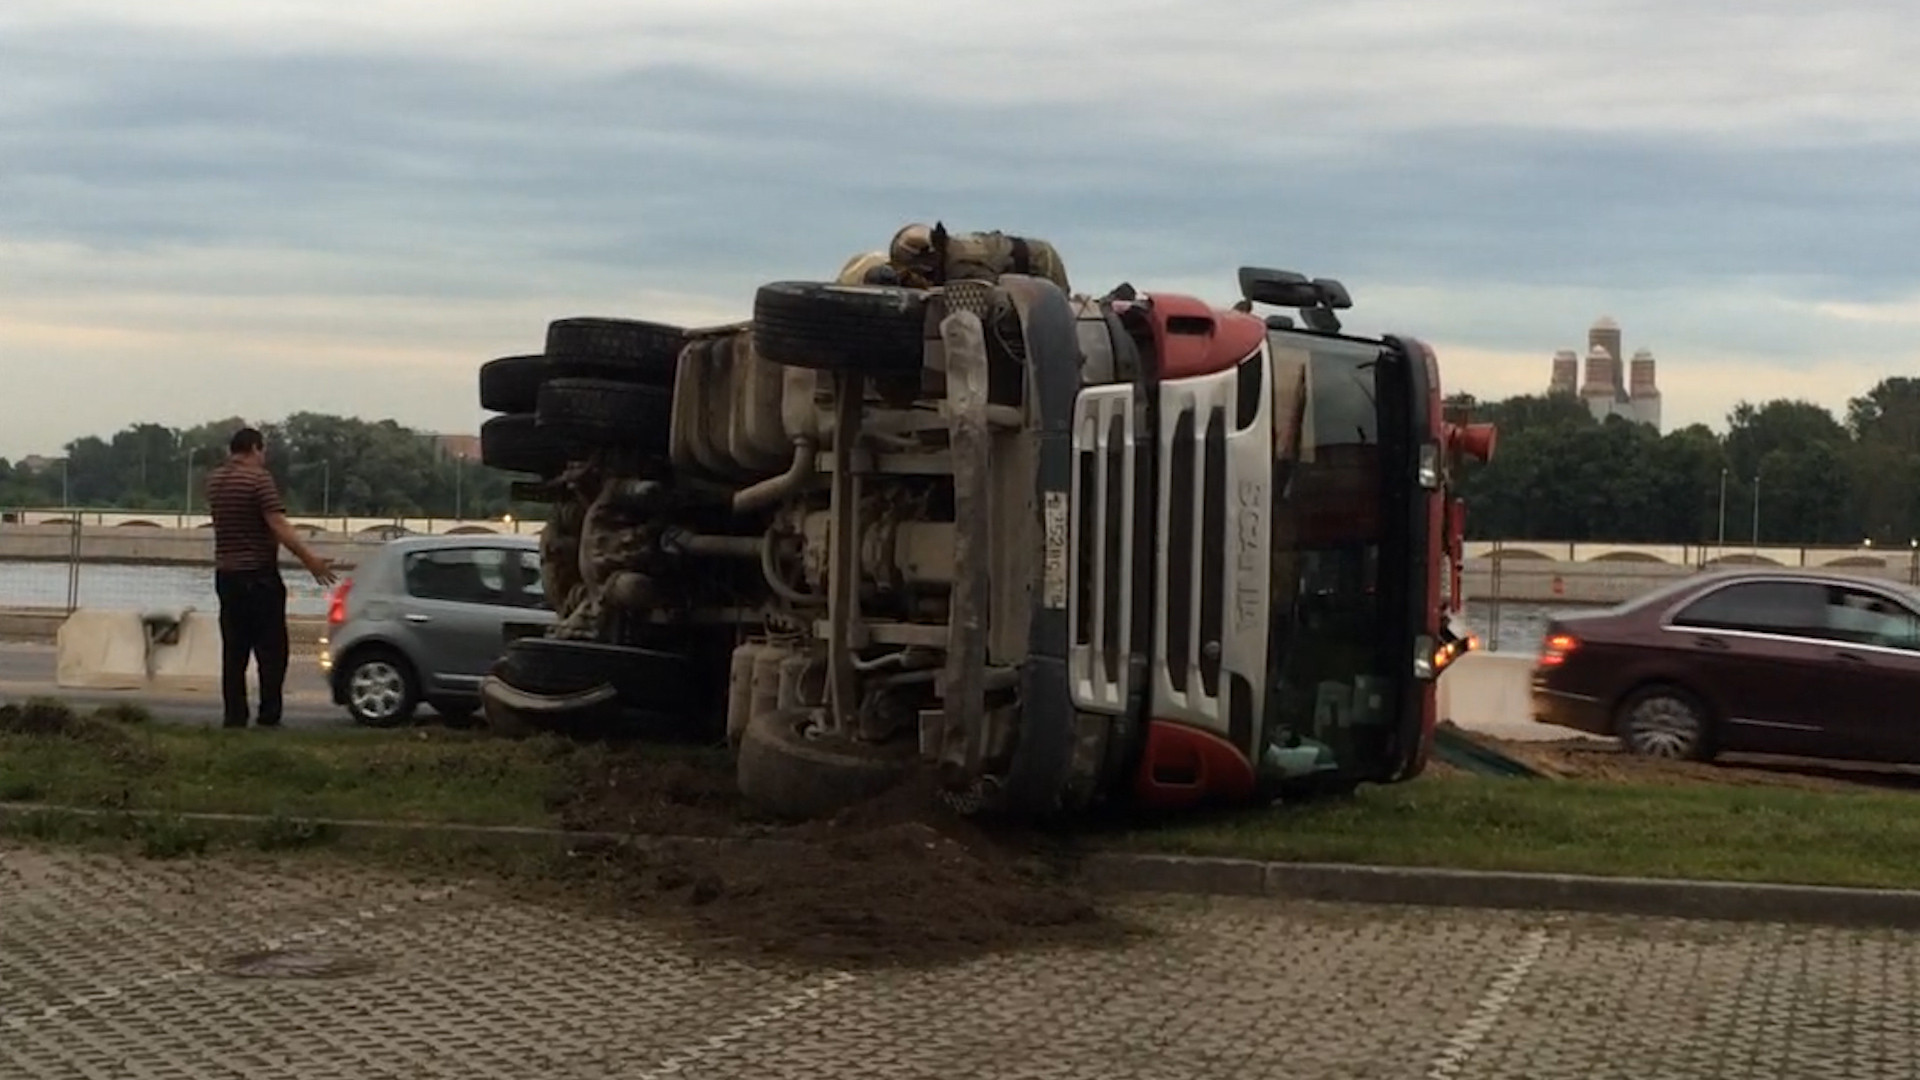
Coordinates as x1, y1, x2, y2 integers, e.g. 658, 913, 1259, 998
206, 427, 338, 728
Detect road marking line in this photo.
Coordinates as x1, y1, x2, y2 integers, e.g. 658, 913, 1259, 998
1427, 928, 1549, 1079
634, 969, 857, 1078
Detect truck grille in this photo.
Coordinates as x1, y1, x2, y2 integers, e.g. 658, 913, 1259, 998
1067, 350, 1272, 752
1163, 401, 1228, 699
1068, 386, 1137, 713
1150, 355, 1270, 750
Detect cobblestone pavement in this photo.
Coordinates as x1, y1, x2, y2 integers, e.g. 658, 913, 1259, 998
4, 841, 1919, 1079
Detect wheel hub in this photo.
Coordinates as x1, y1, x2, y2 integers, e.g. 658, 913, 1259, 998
350, 661, 406, 720
1627, 697, 1699, 758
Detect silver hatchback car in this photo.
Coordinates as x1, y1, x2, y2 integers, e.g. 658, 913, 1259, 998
320, 534, 556, 726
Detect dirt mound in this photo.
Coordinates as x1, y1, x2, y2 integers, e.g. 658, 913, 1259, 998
532, 758, 1129, 968
1470, 735, 1920, 793
547, 745, 762, 837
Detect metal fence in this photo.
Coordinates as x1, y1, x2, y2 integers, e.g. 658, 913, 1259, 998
0, 520, 392, 618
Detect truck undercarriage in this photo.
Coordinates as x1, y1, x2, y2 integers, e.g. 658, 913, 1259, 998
474, 225, 1492, 819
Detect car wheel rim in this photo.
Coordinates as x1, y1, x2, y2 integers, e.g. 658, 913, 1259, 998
1627, 697, 1699, 758
349, 661, 406, 720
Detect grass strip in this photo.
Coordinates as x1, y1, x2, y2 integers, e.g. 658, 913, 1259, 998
9, 697, 1920, 893
1112, 773, 1920, 891
0, 698, 571, 827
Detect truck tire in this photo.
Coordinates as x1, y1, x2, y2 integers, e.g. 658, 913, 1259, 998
735, 710, 914, 820
751, 281, 928, 374
479, 354, 550, 414
501, 637, 699, 715
545, 317, 686, 386
480, 414, 568, 477
535, 377, 673, 455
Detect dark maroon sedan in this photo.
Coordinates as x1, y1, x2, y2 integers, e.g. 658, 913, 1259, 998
1532, 569, 1920, 761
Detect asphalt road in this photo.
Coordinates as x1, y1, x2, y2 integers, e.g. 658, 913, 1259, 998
4, 842, 1915, 1079
0, 642, 345, 728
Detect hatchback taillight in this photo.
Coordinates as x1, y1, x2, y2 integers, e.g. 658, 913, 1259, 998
1537, 631, 1579, 667
327, 578, 353, 625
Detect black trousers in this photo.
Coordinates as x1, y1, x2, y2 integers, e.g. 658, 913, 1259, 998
215, 569, 289, 726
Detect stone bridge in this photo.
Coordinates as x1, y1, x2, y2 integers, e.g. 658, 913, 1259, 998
1, 507, 542, 539
1463, 540, 1918, 572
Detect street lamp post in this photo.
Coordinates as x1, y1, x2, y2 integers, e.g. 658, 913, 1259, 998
1716, 467, 1728, 549
184, 448, 199, 513
320, 459, 331, 517
60, 458, 70, 509
1750, 471, 1762, 551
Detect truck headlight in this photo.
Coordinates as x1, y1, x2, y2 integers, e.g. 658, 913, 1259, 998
1418, 443, 1441, 490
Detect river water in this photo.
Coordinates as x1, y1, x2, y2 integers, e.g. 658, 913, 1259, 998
0, 559, 1573, 654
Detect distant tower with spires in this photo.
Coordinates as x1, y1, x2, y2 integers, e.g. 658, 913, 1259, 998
1546, 316, 1661, 430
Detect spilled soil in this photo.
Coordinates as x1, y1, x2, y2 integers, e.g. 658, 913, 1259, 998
1454, 727, 1920, 793
528, 750, 1131, 968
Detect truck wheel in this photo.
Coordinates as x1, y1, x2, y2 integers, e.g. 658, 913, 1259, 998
480, 414, 569, 477
535, 377, 673, 456
751, 281, 928, 374
735, 710, 914, 820
502, 637, 699, 715
545, 317, 687, 387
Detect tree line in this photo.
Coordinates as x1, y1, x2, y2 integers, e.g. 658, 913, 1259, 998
0, 413, 522, 520
1450, 376, 1920, 547
9, 376, 1918, 544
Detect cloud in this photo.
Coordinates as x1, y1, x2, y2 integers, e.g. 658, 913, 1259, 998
2, 0, 1919, 456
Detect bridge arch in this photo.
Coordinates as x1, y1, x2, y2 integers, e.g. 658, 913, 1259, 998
1705, 553, 1785, 567
1826, 555, 1887, 569
1589, 550, 1665, 563
1484, 547, 1554, 562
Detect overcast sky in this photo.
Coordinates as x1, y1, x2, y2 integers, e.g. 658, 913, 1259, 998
3, 0, 1918, 457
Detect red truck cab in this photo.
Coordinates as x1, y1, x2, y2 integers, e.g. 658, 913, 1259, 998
1064, 268, 1492, 809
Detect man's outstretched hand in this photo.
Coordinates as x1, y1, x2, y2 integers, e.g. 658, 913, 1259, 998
304, 555, 339, 588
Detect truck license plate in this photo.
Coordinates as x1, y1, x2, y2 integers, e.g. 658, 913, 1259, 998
1042, 490, 1069, 610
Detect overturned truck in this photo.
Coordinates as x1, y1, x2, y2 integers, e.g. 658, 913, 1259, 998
475, 225, 1495, 819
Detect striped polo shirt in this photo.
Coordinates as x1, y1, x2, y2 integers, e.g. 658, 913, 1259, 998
206, 460, 286, 572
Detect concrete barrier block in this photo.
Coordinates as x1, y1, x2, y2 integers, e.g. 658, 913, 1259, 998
1437, 652, 1536, 730
54, 610, 151, 690
148, 610, 229, 694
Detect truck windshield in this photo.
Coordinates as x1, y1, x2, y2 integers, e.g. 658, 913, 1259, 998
1261, 334, 1394, 780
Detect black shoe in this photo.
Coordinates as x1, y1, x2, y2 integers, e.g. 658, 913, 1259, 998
256, 720, 283, 729
222, 719, 247, 729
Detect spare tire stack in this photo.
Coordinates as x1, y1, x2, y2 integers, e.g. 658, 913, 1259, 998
477, 317, 690, 482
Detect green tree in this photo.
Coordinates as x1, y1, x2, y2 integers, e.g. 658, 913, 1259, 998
2, 413, 527, 521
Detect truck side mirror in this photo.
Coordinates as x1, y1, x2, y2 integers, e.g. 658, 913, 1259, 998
1445, 422, 1497, 464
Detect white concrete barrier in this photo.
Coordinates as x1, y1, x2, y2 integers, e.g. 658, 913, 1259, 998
1437, 651, 1599, 742
55, 608, 245, 694
148, 611, 228, 694
55, 610, 152, 690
